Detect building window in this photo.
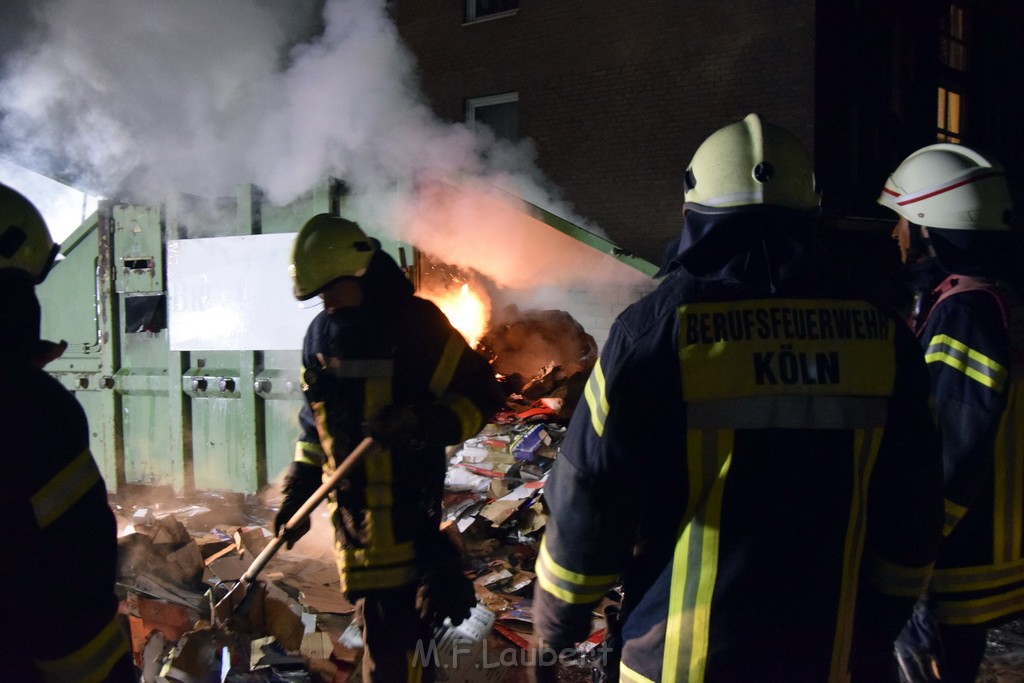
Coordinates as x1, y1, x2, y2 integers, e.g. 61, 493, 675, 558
465, 0, 518, 23
940, 3, 968, 71
466, 93, 519, 142
937, 87, 963, 143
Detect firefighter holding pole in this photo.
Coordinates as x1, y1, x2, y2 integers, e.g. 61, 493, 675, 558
278, 214, 502, 681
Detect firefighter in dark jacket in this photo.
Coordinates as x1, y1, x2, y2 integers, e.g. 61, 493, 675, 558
276, 214, 502, 681
0, 183, 135, 682
532, 114, 945, 682
879, 144, 1024, 683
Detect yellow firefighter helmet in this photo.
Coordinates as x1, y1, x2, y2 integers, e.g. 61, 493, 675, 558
0, 183, 59, 283
683, 113, 820, 212
878, 143, 1012, 231
290, 213, 378, 301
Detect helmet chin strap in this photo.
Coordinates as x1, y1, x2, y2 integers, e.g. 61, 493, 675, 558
907, 221, 937, 264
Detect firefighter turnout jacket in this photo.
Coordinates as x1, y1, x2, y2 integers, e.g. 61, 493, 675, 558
1, 363, 132, 682
291, 253, 501, 595
534, 268, 944, 682
911, 274, 1024, 627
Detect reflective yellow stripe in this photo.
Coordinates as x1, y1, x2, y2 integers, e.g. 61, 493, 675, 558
311, 402, 336, 472
925, 334, 1007, 392
31, 449, 101, 529
34, 617, 128, 683
929, 556, 1024, 592
338, 563, 421, 592
584, 360, 609, 437
664, 429, 732, 683
407, 651, 423, 683
535, 537, 617, 604
829, 428, 881, 681
621, 661, 656, 683
864, 554, 933, 597
932, 583, 1024, 625
994, 379, 1023, 562
294, 440, 326, 467
429, 333, 464, 398
943, 498, 968, 538
442, 393, 484, 442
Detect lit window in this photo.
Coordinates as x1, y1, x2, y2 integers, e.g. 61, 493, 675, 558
937, 87, 962, 143
465, 0, 518, 23
466, 93, 519, 142
940, 4, 968, 71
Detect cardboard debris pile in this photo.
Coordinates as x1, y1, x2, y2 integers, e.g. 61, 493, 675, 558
107, 412, 614, 681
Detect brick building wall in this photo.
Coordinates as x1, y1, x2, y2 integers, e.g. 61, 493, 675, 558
396, 0, 817, 265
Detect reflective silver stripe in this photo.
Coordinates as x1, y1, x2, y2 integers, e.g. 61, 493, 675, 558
34, 617, 128, 683
924, 334, 1007, 392
687, 395, 888, 430
323, 359, 395, 378
31, 449, 101, 529
429, 333, 464, 398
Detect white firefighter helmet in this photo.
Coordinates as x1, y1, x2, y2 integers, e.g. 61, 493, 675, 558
290, 214, 378, 301
878, 143, 1012, 231
683, 113, 820, 212
0, 183, 59, 283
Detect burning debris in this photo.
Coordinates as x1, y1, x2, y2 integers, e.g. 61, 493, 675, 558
479, 305, 598, 423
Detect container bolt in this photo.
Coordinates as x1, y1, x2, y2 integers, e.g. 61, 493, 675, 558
191, 377, 207, 392
77, 376, 90, 389
285, 380, 299, 393
219, 377, 236, 392
254, 378, 272, 393
100, 376, 115, 389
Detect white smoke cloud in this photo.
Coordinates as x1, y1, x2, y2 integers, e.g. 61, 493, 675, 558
0, 0, 651, 289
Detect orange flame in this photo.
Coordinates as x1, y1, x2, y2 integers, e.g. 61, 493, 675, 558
421, 282, 490, 347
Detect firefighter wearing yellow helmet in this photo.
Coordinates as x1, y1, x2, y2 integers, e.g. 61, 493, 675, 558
879, 145, 1024, 683
0, 183, 135, 681
279, 214, 502, 681
533, 114, 943, 681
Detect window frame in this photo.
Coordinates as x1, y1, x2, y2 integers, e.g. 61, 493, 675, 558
464, 0, 519, 24
465, 92, 520, 141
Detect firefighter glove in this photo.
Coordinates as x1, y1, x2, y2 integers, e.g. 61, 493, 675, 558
274, 461, 321, 549
367, 403, 460, 452
894, 597, 945, 683
415, 529, 476, 628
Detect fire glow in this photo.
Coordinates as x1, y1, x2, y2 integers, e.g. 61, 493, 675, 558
421, 282, 490, 348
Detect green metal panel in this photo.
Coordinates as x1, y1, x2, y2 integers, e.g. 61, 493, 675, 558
255, 350, 305, 485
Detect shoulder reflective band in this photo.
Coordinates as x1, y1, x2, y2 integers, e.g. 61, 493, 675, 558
925, 334, 1007, 392
678, 299, 896, 402
441, 393, 484, 442
430, 332, 464, 399
31, 449, 101, 529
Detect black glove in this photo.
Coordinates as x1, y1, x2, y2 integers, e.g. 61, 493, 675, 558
366, 403, 460, 452
415, 530, 476, 628
274, 461, 321, 549
894, 597, 945, 682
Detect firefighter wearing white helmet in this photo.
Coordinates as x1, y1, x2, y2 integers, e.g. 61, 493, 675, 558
280, 214, 502, 681
534, 114, 943, 682
0, 182, 136, 681
879, 145, 1024, 683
